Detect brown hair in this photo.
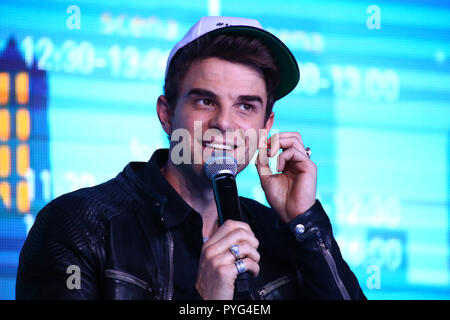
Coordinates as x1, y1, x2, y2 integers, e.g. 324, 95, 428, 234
164, 33, 280, 122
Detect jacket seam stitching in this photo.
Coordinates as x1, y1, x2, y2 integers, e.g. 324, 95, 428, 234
51, 202, 102, 254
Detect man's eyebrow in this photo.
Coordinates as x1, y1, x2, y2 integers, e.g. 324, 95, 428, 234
186, 88, 263, 105
237, 95, 263, 105
186, 88, 217, 98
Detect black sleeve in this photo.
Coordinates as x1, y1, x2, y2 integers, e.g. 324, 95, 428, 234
285, 200, 367, 300
16, 201, 100, 300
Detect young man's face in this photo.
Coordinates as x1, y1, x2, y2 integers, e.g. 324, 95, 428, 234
159, 57, 274, 179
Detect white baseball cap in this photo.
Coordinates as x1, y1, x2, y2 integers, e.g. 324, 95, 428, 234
165, 16, 300, 100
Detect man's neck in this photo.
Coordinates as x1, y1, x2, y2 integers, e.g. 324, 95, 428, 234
160, 158, 219, 238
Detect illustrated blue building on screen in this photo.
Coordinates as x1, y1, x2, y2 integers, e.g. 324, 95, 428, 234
0, 37, 50, 298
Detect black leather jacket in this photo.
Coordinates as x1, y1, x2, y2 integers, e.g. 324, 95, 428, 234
16, 149, 366, 300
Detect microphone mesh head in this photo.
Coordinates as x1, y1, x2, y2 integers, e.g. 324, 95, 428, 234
204, 154, 238, 180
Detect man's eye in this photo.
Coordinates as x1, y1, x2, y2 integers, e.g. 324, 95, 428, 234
199, 98, 212, 106
238, 104, 253, 111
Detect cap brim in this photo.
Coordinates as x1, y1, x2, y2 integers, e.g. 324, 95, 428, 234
207, 26, 300, 100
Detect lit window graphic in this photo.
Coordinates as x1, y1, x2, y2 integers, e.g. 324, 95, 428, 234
15, 72, 29, 105
16, 144, 29, 177
17, 180, 29, 213
0, 72, 9, 105
0, 181, 11, 209
0, 109, 10, 140
16, 108, 30, 141
0, 145, 10, 177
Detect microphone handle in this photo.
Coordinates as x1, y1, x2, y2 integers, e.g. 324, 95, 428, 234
212, 173, 243, 224
211, 173, 257, 300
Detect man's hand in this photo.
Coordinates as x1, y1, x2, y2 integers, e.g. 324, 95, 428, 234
255, 132, 317, 223
195, 220, 260, 300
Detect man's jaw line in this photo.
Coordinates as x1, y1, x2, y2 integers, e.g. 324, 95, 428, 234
163, 155, 217, 208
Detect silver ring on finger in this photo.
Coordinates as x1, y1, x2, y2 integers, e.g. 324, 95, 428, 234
234, 259, 246, 275
229, 244, 241, 260
305, 147, 312, 159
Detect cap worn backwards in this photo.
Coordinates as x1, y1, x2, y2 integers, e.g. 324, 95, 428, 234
165, 16, 300, 101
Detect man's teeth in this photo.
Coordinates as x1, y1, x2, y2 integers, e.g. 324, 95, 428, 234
204, 143, 233, 151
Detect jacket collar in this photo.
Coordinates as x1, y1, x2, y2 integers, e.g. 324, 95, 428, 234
145, 148, 195, 228
121, 148, 193, 229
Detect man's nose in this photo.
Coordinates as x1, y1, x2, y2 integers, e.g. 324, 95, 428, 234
208, 107, 236, 132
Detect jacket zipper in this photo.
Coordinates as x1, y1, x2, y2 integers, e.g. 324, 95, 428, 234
257, 274, 295, 299
315, 231, 351, 300
105, 269, 152, 293
164, 230, 174, 300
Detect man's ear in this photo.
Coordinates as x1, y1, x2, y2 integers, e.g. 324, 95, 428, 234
264, 111, 275, 133
157, 95, 173, 136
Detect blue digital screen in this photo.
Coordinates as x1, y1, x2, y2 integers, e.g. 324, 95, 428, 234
0, 0, 449, 300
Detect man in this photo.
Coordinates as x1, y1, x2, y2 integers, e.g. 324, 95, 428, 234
16, 16, 366, 300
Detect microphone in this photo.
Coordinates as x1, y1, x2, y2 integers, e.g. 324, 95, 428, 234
204, 153, 256, 300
